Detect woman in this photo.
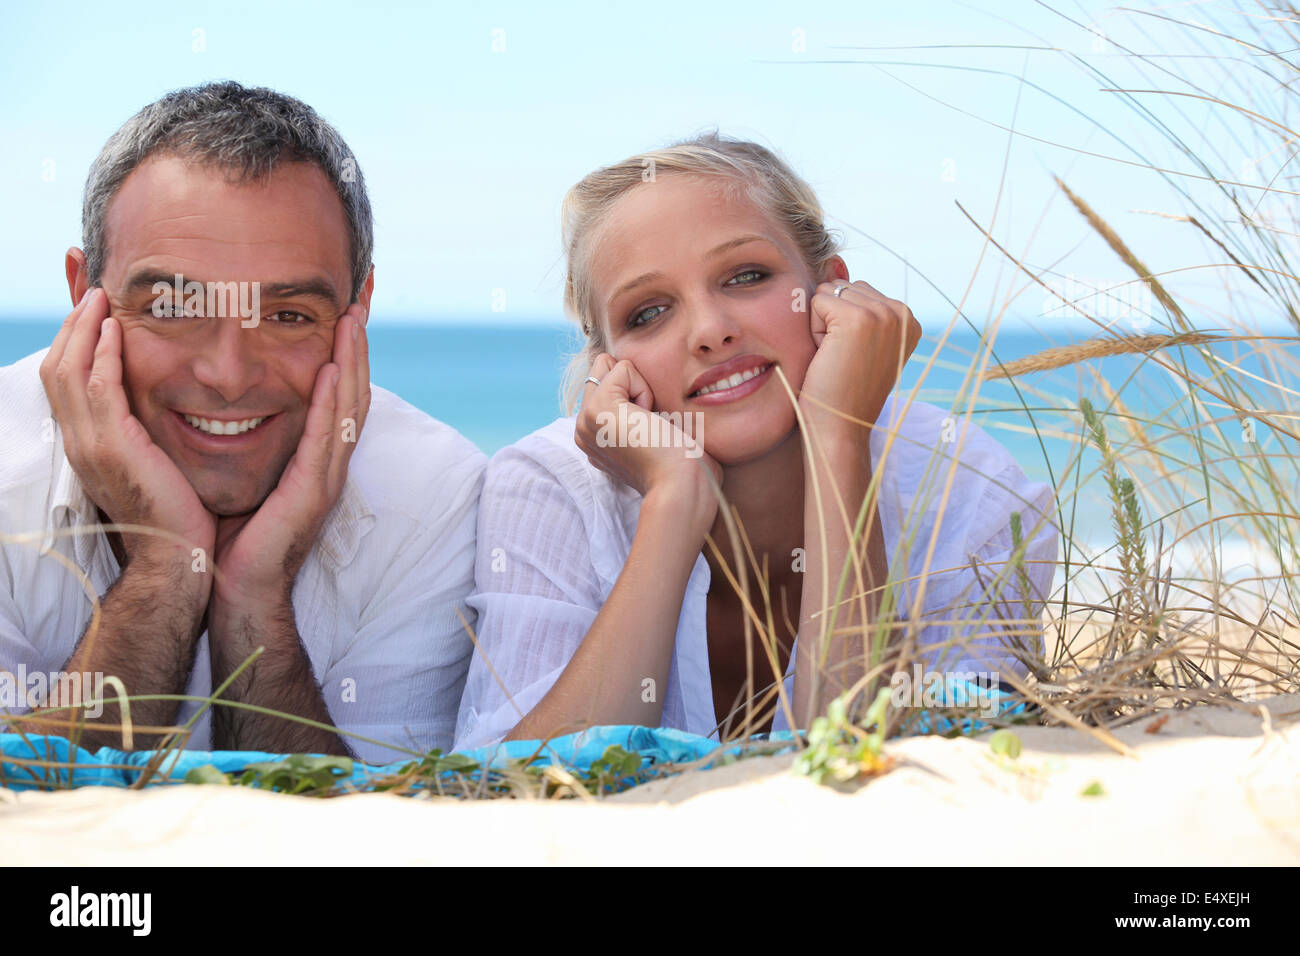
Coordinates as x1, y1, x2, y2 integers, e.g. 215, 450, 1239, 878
454, 133, 1057, 750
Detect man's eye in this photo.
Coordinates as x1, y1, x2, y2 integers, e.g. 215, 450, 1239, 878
265, 311, 310, 325
726, 269, 768, 286
628, 304, 667, 329
149, 304, 195, 320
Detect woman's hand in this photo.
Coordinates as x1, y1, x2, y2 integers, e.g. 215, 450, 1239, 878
799, 279, 922, 443
575, 352, 722, 533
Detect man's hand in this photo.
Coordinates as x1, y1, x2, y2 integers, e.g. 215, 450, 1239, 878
28, 288, 213, 746
207, 305, 369, 755
211, 305, 369, 609
40, 288, 217, 571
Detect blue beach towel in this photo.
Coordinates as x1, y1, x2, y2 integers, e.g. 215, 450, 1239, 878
0, 679, 1025, 791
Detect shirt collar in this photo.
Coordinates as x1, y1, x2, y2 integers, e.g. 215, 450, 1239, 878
42, 433, 97, 559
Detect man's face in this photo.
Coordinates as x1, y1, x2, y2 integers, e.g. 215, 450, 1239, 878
92, 154, 363, 516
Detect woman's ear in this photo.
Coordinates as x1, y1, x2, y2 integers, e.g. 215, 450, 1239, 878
819, 255, 849, 284
65, 248, 90, 306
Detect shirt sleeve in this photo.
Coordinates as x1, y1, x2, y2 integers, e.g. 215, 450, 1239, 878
453, 442, 608, 751
911, 457, 1059, 678
0, 546, 42, 719
770, 430, 1060, 735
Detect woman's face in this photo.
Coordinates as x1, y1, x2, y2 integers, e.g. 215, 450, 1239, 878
591, 174, 840, 465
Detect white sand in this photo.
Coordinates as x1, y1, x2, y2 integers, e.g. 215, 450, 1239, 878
3, 694, 1296, 865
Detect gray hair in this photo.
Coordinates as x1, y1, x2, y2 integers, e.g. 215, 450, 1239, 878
82, 80, 373, 301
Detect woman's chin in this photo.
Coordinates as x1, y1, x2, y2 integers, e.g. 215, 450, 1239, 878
703, 422, 799, 467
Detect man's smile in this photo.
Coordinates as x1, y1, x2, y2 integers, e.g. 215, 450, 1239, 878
170, 408, 282, 448
181, 413, 270, 435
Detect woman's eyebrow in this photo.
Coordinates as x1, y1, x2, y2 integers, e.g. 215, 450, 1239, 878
605, 235, 778, 310
704, 234, 775, 258
607, 271, 663, 310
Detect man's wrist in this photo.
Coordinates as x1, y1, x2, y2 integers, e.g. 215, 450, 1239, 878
209, 582, 295, 635
119, 543, 212, 613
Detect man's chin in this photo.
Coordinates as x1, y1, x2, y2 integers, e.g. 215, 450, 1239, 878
177, 456, 288, 519
194, 484, 275, 519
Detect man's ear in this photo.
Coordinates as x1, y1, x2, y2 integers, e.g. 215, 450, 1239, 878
820, 255, 849, 284
356, 266, 375, 326
65, 248, 90, 306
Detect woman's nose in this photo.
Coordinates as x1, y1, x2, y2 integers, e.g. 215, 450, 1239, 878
687, 301, 742, 354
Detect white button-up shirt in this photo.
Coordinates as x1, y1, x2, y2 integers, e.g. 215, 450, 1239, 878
454, 398, 1059, 750
0, 349, 485, 765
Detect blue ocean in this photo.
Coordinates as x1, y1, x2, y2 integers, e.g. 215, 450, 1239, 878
0, 318, 1103, 462
3, 318, 1292, 515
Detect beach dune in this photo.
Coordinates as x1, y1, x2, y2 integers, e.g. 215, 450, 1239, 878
2, 694, 1296, 865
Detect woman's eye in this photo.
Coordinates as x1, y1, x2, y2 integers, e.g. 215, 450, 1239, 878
628, 304, 667, 328
726, 269, 767, 286
266, 311, 310, 325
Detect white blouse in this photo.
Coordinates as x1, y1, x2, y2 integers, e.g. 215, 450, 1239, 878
454, 396, 1058, 751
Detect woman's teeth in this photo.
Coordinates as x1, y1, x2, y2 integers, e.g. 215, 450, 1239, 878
183, 414, 267, 436
694, 364, 770, 397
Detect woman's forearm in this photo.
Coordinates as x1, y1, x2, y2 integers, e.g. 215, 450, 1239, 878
506, 483, 712, 741
794, 428, 888, 727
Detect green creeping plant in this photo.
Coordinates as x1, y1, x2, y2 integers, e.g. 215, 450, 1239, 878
988, 729, 1023, 759
795, 688, 893, 788
185, 754, 354, 795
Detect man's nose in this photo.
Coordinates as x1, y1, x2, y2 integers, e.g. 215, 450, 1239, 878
191, 318, 264, 403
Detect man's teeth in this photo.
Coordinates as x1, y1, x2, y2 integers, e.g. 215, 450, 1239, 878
183, 414, 267, 436
695, 364, 770, 397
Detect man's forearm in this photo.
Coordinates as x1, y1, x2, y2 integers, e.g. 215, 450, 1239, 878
208, 599, 351, 756
16, 552, 207, 750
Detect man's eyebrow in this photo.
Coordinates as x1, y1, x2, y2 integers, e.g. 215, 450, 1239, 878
120, 271, 341, 307
122, 270, 190, 296
604, 235, 777, 310
258, 279, 341, 307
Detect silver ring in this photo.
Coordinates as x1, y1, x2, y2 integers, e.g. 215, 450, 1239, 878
584, 376, 601, 387
833, 283, 850, 298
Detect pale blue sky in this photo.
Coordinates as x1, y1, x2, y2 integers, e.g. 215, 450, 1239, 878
0, 0, 1286, 331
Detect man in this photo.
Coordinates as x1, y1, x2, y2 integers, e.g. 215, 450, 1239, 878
0, 82, 485, 764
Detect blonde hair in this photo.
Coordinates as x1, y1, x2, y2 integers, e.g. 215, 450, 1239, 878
559, 130, 842, 411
